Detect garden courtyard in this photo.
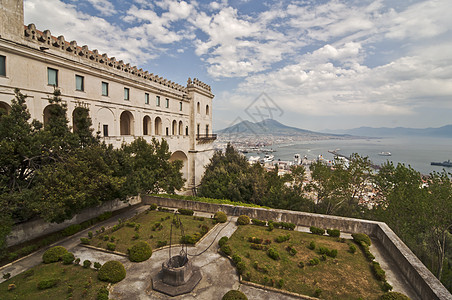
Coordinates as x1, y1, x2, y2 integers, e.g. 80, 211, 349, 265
0, 204, 419, 300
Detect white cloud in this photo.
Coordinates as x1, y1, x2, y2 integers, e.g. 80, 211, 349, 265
86, 0, 116, 17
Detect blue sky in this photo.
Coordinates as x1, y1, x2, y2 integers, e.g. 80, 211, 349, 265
24, 0, 452, 131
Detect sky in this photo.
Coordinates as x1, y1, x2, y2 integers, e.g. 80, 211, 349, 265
23, 0, 452, 131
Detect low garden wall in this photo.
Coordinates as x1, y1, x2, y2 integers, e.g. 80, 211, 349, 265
6, 196, 141, 247
143, 195, 451, 300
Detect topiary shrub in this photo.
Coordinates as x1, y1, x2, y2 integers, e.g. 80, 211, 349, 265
349, 244, 357, 253
37, 278, 59, 290
267, 248, 280, 260
221, 244, 232, 256
42, 246, 68, 264
352, 233, 371, 246
327, 229, 340, 237
62, 224, 82, 236
106, 242, 116, 251
178, 208, 194, 216
378, 292, 410, 300
308, 241, 316, 250
275, 234, 290, 243
237, 215, 250, 225
61, 252, 75, 265
97, 286, 109, 300
149, 203, 158, 211
251, 219, 267, 226
372, 261, 386, 281
128, 241, 152, 262
309, 226, 325, 235
98, 261, 126, 283
80, 237, 90, 245
222, 290, 248, 300
83, 260, 92, 269
214, 211, 227, 223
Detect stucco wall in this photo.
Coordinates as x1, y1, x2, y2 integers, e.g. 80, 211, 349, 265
142, 195, 451, 300
6, 196, 141, 247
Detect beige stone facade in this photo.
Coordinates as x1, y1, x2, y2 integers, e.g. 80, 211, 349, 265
0, 0, 216, 192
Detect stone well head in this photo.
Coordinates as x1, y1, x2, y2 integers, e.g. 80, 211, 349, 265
161, 255, 193, 286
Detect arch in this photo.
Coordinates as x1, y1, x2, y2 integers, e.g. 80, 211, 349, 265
0, 102, 11, 117
120, 110, 134, 135
197, 102, 200, 114
43, 104, 58, 127
154, 116, 162, 135
143, 115, 151, 135
172, 120, 177, 135
72, 107, 90, 133
206, 104, 210, 115
178, 121, 183, 135
97, 107, 115, 137
170, 151, 188, 183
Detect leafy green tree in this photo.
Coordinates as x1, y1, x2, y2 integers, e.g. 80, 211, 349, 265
72, 106, 97, 147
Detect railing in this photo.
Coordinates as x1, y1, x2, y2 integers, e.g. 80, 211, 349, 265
196, 133, 217, 141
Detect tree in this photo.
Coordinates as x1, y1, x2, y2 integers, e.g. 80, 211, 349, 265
72, 106, 97, 147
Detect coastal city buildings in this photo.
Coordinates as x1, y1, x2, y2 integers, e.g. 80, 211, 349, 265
0, 0, 216, 192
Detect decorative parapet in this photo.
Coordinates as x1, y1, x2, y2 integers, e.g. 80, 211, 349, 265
187, 77, 212, 93
23, 24, 188, 93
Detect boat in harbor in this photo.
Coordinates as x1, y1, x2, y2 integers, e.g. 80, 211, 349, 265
431, 160, 452, 167
378, 152, 392, 156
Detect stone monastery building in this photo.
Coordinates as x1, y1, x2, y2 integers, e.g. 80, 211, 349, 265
0, 0, 216, 191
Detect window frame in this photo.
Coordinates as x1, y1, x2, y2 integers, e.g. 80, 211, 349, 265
124, 87, 130, 101
165, 98, 169, 108
0, 55, 6, 76
179, 101, 183, 111
75, 75, 84, 91
156, 95, 160, 107
103, 124, 109, 137
101, 82, 109, 96
47, 67, 58, 86
145, 93, 150, 105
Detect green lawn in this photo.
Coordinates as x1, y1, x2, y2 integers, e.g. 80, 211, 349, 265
227, 225, 384, 299
0, 262, 107, 300
89, 210, 214, 254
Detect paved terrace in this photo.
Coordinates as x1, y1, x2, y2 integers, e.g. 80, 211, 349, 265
1, 204, 419, 299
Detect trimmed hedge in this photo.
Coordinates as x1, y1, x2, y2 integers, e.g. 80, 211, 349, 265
219, 236, 229, 247
352, 233, 371, 246
61, 252, 75, 265
42, 246, 68, 264
62, 224, 82, 237
214, 211, 227, 223
128, 241, 152, 262
97, 287, 109, 300
378, 292, 410, 300
372, 261, 386, 281
98, 261, 126, 283
221, 244, 232, 256
309, 226, 325, 235
237, 215, 250, 225
37, 278, 59, 290
251, 219, 267, 226
267, 248, 280, 260
222, 290, 248, 300
327, 229, 340, 237
178, 208, 194, 216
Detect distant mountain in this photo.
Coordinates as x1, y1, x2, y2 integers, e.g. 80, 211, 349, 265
327, 125, 452, 138
216, 119, 348, 138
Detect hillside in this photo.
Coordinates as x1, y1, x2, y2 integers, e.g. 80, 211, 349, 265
328, 125, 452, 138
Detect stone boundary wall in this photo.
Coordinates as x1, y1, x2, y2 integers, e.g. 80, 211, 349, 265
6, 196, 141, 247
143, 195, 451, 300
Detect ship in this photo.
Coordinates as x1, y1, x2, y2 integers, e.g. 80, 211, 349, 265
378, 152, 392, 156
431, 160, 452, 167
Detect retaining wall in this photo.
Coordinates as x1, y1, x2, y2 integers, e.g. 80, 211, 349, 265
143, 195, 451, 300
6, 196, 141, 247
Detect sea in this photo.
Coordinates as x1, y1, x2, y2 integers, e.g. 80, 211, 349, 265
246, 136, 452, 175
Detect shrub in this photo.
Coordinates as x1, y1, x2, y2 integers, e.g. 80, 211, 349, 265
372, 261, 386, 281
128, 241, 152, 262
243, 272, 251, 281
62, 224, 82, 236
37, 278, 60, 290
8, 283, 16, 291
194, 216, 205, 221
267, 248, 280, 260
279, 222, 296, 230
3, 272, 11, 280
61, 252, 75, 265
83, 260, 92, 268
221, 244, 232, 256
237, 215, 250, 225
349, 244, 357, 253
180, 234, 201, 244
378, 292, 410, 300
328, 249, 338, 258
106, 243, 116, 251
277, 279, 284, 288
133, 233, 140, 240
103, 235, 109, 241
80, 237, 90, 245
352, 233, 372, 246
309, 226, 325, 235
382, 281, 393, 292
248, 237, 263, 244
250, 243, 264, 250
94, 262, 102, 270
309, 257, 320, 265
232, 254, 242, 265
308, 241, 316, 250
327, 229, 340, 237
275, 234, 290, 243
219, 236, 229, 247
98, 261, 126, 283
222, 290, 248, 300
74, 258, 80, 265
23, 270, 34, 278
8, 252, 18, 261
360, 241, 375, 261
236, 261, 246, 275
157, 240, 167, 248
318, 246, 329, 255
97, 287, 109, 300
314, 288, 322, 297
149, 203, 158, 210
97, 211, 112, 221
88, 231, 93, 238
298, 261, 305, 268
110, 236, 116, 242
251, 219, 266, 226
42, 246, 68, 264
267, 223, 274, 231
287, 245, 297, 256
178, 208, 194, 216
214, 211, 227, 223
126, 222, 136, 227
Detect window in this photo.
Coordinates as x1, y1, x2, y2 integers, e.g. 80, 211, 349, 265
206, 104, 210, 115
165, 98, 169, 108
145, 93, 149, 104
206, 124, 209, 135
185, 126, 188, 136
166, 127, 169, 136
197, 124, 200, 136
156, 96, 160, 106
47, 68, 58, 86
103, 125, 108, 137
179, 102, 182, 111
0, 55, 5, 76
124, 87, 130, 100
102, 82, 109, 96
75, 75, 84, 91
